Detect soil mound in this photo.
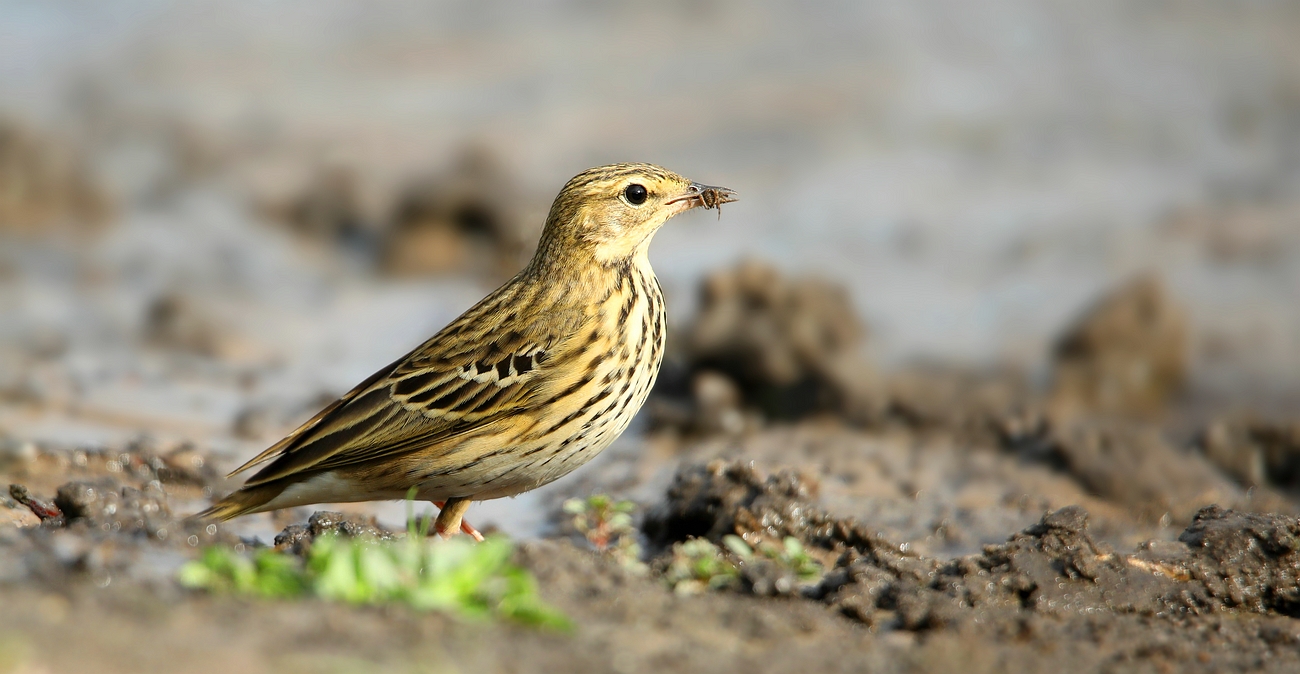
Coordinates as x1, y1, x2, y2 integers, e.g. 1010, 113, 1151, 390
1050, 275, 1189, 419
1198, 417, 1300, 489
0, 119, 111, 236
659, 260, 881, 429
264, 147, 535, 278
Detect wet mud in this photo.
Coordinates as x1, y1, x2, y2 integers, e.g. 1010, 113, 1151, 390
644, 459, 1300, 672
4, 264, 1300, 673
5, 426, 1300, 673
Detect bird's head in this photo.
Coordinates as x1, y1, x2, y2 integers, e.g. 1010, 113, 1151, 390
533, 163, 735, 268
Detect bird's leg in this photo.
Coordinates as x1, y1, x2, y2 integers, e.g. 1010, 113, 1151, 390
432, 499, 485, 542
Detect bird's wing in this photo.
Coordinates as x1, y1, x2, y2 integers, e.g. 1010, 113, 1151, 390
231, 297, 586, 488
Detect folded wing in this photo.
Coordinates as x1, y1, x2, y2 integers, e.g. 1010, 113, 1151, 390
231, 305, 571, 489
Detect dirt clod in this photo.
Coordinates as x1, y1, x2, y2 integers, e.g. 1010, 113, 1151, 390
274, 166, 371, 246
54, 480, 171, 536
1197, 418, 1300, 489
273, 510, 397, 555
8, 483, 62, 523
0, 118, 111, 235
1051, 275, 1189, 419
143, 294, 226, 357
671, 260, 880, 422
644, 459, 824, 548
1038, 422, 1241, 524
1177, 505, 1300, 615
381, 148, 533, 277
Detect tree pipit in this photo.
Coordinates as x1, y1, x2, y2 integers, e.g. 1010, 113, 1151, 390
199, 164, 735, 540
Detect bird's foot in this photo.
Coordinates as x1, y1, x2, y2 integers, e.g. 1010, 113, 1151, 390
457, 519, 486, 542
432, 499, 485, 542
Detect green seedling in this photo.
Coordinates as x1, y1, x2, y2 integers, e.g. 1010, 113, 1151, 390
664, 535, 824, 595
178, 496, 570, 630
562, 494, 635, 550
723, 534, 822, 582
177, 546, 306, 599
663, 537, 741, 595
563, 494, 645, 573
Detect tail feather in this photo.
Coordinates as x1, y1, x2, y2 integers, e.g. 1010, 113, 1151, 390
192, 482, 286, 522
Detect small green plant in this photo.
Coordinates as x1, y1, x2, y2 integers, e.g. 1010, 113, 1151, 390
563, 494, 645, 573
177, 546, 306, 598
722, 534, 823, 583
663, 535, 823, 595
562, 494, 634, 550
178, 508, 570, 630
663, 537, 741, 594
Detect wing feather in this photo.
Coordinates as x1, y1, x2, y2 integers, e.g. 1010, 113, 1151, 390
232, 284, 587, 489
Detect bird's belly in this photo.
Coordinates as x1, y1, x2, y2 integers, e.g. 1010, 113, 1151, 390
467, 423, 626, 500
440, 330, 663, 500
261, 472, 413, 511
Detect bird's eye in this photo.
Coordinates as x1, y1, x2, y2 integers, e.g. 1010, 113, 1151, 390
624, 183, 648, 205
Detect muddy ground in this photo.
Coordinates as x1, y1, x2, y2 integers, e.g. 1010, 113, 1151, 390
4, 419, 1300, 674
5, 279, 1300, 673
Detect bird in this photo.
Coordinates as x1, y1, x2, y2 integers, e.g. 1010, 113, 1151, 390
198, 163, 735, 540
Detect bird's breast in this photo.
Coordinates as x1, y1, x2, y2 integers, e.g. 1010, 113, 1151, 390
423, 263, 668, 501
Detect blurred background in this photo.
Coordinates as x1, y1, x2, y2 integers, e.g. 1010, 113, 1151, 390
6, 3, 1300, 671
2, 0, 1300, 536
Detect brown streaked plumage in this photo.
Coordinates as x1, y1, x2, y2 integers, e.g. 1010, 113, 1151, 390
198, 163, 736, 539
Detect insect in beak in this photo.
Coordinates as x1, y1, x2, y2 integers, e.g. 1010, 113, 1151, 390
667, 182, 737, 218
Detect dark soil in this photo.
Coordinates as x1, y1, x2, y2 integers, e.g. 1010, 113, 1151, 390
647, 459, 1300, 672
4, 401, 1300, 674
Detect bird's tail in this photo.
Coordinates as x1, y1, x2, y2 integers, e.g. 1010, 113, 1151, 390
192, 482, 285, 522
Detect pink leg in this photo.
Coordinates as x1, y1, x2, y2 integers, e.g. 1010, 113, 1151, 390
432, 500, 485, 542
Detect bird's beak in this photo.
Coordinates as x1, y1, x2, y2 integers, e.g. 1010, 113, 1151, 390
666, 182, 737, 217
